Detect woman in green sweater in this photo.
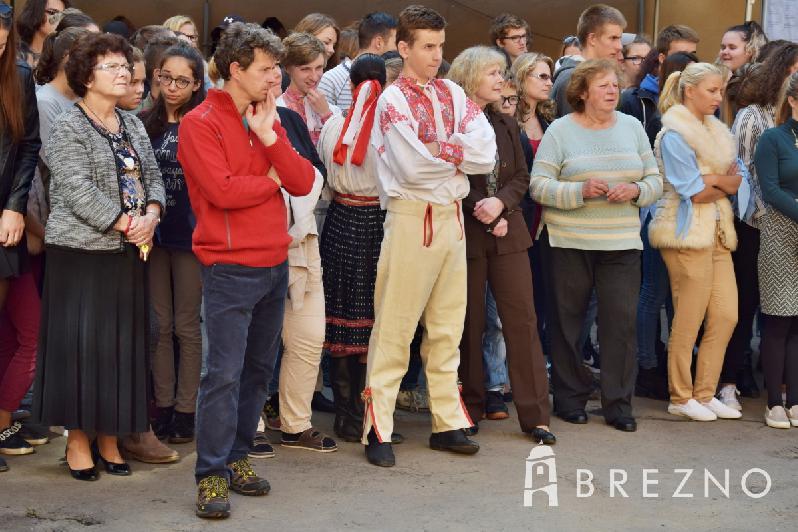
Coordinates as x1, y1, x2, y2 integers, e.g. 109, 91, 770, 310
753, 71, 798, 429
530, 58, 662, 432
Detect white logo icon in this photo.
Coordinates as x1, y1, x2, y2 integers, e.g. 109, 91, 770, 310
524, 444, 558, 507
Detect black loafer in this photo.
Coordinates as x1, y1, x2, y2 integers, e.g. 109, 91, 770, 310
609, 417, 637, 432
391, 432, 404, 445
365, 429, 395, 467
559, 409, 588, 424
429, 429, 479, 455
528, 428, 557, 445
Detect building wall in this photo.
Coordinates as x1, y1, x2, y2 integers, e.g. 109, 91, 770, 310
16, 0, 762, 62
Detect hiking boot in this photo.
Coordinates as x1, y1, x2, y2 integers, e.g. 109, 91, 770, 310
196, 475, 230, 519
228, 458, 271, 496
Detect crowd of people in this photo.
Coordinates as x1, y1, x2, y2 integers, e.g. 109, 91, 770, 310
0, 0, 796, 520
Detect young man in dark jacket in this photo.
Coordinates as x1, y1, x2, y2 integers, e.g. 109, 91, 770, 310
177, 23, 314, 519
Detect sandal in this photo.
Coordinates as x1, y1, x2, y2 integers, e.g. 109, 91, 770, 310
280, 428, 338, 453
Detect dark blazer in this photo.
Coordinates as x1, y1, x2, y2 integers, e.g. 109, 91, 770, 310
463, 109, 532, 259
277, 106, 326, 179
619, 86, 659, 148
0, 62, 40, 215
518, 113, 550, 236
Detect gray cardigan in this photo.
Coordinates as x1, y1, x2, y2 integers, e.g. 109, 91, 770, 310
45, 106, 165, 252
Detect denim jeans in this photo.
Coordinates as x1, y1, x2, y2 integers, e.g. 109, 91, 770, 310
636, 214, 672, 370
194, 261, 288, 482
483, 285, 508, 391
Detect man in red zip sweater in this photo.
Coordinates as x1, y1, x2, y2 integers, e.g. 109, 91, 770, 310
177, 23, 314, 519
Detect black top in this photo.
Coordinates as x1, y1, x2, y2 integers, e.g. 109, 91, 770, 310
276, 106, 326, 179
152, 123, 194, 250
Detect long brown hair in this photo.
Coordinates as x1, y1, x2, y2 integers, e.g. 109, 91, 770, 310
1, 6, 24, 142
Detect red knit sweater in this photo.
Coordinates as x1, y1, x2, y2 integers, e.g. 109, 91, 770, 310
178, 89, 314, 267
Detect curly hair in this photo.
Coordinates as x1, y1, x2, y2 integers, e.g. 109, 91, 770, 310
566, 58, 622, 113
739, 42, 798, 107
34, 26, 90, 84
65, 32, 132, 98
214, 22, 285, 81
511, 52, 555, 122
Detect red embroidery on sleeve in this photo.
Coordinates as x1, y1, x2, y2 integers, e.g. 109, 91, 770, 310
458, 98, 482, 133
437, 141, 463, 166
379, 103, 410, 135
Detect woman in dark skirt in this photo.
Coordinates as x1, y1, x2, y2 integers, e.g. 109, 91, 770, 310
0, 3, 41, 471
317, 54, 386, 442
32, 32, 165, 481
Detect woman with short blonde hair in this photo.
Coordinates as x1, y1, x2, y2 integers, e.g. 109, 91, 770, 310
448, 46, 555, 444
163, 15, 198, 48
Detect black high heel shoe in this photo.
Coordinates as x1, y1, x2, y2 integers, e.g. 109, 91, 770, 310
91, 440, 131, 476
65, 444, 98, 481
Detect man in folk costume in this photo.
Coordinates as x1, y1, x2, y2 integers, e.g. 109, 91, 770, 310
362, 5, 497, 467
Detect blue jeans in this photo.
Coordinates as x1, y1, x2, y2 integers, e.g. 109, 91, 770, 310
194, 261, 288, 482
483, 286, 508, 391
636, 214, 672, 370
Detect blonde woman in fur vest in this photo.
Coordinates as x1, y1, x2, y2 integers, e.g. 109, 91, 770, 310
650, 62, 751, 422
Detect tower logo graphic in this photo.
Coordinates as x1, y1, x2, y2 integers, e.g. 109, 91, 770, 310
524, 444, 558, 507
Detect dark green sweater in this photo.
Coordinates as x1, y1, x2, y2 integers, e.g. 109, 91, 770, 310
754, 118, 798, 222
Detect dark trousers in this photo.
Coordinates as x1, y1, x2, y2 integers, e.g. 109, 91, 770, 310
721, 220, 760, 383
542, 233, 640, 422
460, 250, 550, 430
194, 261, 288, 482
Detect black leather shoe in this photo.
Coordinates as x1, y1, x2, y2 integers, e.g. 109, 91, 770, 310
463, 423, 479, 436
559, 409, 588, 424
91, 441, 131, 476
69, 465, 99, 481
311, 391, 337, 413
391, 432, 404, 445
528, 427, 557, 445
608, 417, 637, 432
365, 429, 395, 467
429, 429, 479, 455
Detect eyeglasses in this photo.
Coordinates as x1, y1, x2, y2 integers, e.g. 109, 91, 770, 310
175, 31, 199, 43
529, 72, 552, 82
95, 62, 134, 75
501, 95, 519, 106
624, 56, 645, 65
157, 74, 194, 89
502, 34, 527, 43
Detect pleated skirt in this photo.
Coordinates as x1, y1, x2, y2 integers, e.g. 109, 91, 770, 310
33, 245, 150, 435
320, 200, 385, 357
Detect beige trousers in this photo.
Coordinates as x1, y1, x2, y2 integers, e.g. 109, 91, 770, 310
661, 236, 738, 404
149, 247, 203, 413
279, 236, 325, 434
362, 198, 473, 444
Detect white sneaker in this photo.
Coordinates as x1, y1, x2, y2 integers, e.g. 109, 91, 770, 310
717, 385, 742, 411
668, 399, 717, 421
701, 397, 743, 419
765, 405, 791, 429
786, 405, 798, 427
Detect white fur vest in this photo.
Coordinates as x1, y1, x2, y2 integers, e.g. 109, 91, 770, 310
649, 104, 738, 251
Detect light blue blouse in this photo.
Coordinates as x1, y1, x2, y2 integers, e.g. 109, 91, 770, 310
660, 131, 751, 239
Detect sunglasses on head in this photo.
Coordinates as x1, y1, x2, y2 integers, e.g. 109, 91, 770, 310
0, 3, 13, 18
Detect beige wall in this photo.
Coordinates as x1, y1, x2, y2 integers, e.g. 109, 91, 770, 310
15, 0, 760, 62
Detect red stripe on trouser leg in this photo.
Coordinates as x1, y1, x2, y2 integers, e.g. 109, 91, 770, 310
423, 203, 433, 247
361, 387, 384, 443
457, 383, 474, 426
455, 201, 463, 240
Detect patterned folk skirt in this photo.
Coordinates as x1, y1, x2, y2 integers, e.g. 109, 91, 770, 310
758, 209, 798, 316
320, 198, 385, 358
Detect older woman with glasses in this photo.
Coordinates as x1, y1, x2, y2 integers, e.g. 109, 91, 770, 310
531, 59, 662, 432
33, 32, 165, 481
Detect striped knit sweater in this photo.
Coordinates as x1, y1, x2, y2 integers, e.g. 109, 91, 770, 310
530, 112, 662, 250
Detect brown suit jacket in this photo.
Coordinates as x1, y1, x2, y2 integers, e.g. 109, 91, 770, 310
463, 109, 533, 259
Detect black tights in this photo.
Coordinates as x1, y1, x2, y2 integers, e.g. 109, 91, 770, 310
760, 315, 798, 408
